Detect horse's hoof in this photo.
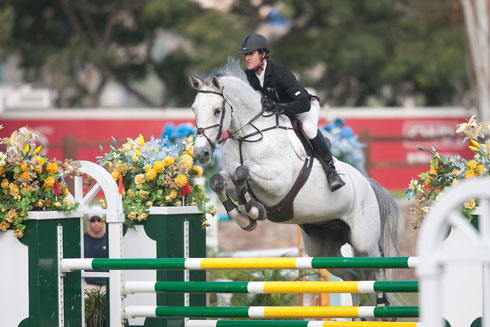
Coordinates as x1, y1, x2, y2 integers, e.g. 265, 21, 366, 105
209, 173, 225, 193
232, 166, 250, 185
240, 219, 257, 231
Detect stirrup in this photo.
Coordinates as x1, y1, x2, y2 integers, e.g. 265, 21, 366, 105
327, 171, 345, 192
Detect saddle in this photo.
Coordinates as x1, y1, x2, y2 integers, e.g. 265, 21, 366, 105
264, 119, 328, 222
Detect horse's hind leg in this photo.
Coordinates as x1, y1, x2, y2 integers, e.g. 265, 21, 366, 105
209, 173, 257, 231
299, 223, 362, 307
232, 166, 266, 221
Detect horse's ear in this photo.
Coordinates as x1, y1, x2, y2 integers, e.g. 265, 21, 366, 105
211, 75, 221, 90
189, 75, 203, 90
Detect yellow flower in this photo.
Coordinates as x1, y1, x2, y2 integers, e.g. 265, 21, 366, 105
146, 169, 157, 181
33, 145, 42, 154
168, 190, 177, 200
139, 190, 149, 197
139, 134, 145, 145
476, 164, 485, 175
128, 190, 135, 197
144, 164, 151, 172
6, 209, 18, 223
452, 178, 459, 185
111, 170, 120, 181
202, 220, 211, 229
137, 213, 149, 221
175, 200, 182, 206
175, 174, 188, 187
469, 146, 479, 152
182, 154, 193, 169
33, 156, 45, 166
429, 167, 437, 175
135, 174, 145, 185
128, 212, 137, 220
468, 160, 478, 170
163, 157, 175, 166
451, 168, 460, 176
0, 167, 4, 175
63, 197, 72, 205
24, 144, 29, 153
44, 177, 55, 189
0, 221, 10, 232
146, 201, 153, 207
99, 199, 107, 209
54, 202, 61, 207
20, 171, 30, 180
63, 187, 69, 196
185, 147, 194, 156
46, 163, 58, 173
1, 179, 8, 188
135, 148, 142, 156
190, 201, 198, 206
153, 161, 164, 173
9, 183, 19, 195
193, 166, 203, 178
14, 229, 23, 238
465, 170, 475, 179
20, 163, 28, 171
132, 155, 139, 162
464, 199, 476, 210
210, 208, 217, 216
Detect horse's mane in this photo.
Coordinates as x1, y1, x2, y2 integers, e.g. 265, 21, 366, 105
196, 57, 249, 86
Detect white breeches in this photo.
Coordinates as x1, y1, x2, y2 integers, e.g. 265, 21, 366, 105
295, 100, 320, 139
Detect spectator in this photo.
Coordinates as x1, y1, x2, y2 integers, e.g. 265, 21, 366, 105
84, 206, 107, 290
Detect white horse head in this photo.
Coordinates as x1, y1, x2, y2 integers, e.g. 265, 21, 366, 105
189, 57, 262, 164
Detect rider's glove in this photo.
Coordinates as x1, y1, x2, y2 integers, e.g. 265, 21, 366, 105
262, 97, 285, 114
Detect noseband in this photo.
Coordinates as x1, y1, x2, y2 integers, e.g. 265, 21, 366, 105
195, 89, 232, 151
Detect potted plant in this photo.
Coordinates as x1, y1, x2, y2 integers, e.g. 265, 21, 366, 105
406, 115, 489, 228
0, 125, 82, 327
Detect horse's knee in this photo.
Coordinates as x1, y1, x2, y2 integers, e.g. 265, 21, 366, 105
209, 173, 225, 193
232, 165, 249, 186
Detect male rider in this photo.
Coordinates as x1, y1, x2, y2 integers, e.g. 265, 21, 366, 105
239, 33, 344, 191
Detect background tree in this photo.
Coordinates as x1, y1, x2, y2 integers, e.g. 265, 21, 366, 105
0, 0, 472, 108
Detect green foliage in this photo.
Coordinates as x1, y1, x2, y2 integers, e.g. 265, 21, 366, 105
84, 288, 106, 327
406, 115, 490, 228
0, 0, 470, 107
96, 134, 213, 228
0, 126, 80, 238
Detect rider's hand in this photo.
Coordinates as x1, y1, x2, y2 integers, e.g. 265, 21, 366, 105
262, 97, 285, 114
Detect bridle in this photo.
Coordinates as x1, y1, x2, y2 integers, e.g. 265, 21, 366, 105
195, 89, 231, 151
194, 87, 291, 156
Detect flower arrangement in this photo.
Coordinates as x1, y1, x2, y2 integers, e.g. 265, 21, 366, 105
406, 115, 490, 228
0, 125, 80, 238
322, 118, 367, 176
97, 134, 214, 228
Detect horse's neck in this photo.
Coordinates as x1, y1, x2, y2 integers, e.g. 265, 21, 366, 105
220, 76, 272, 137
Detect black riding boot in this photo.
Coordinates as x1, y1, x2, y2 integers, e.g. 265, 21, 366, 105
310, 131, 345, 192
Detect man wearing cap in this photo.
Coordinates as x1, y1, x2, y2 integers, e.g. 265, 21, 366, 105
239, 33, 345, 192
84, 206, 107, 289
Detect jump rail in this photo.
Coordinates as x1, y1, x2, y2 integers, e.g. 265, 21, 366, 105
123, 280, 418, 294
185, 320, 421, 327
61, 256, 420, 271
124, 305, 419, 319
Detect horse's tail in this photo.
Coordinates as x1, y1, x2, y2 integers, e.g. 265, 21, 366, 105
367, 177, 405, 274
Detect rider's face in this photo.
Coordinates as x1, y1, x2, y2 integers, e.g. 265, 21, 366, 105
244, 50, 263, 71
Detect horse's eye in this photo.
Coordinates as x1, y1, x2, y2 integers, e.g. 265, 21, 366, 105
214, 108, 221, 116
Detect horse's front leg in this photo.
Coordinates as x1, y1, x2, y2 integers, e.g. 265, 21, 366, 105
209, 172, 257, 231
232, 166, 266, 221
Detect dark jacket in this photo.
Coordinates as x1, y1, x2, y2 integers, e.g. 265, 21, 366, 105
245, 60, 311, 116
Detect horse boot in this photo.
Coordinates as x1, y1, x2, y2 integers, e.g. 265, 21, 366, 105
310, 131, 345, 192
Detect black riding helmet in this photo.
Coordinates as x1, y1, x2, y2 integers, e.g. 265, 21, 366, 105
238, 33, 270, 54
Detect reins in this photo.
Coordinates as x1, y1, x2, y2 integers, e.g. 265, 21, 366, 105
195, 88, 293, 160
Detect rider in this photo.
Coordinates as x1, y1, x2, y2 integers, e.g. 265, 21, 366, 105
238, 33, 345, 192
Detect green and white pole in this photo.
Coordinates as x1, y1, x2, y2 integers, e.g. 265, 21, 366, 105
124, 305, 419, 319
124, 280, 418, 294
62, 256, 419, 271
185, 320, 422, 327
